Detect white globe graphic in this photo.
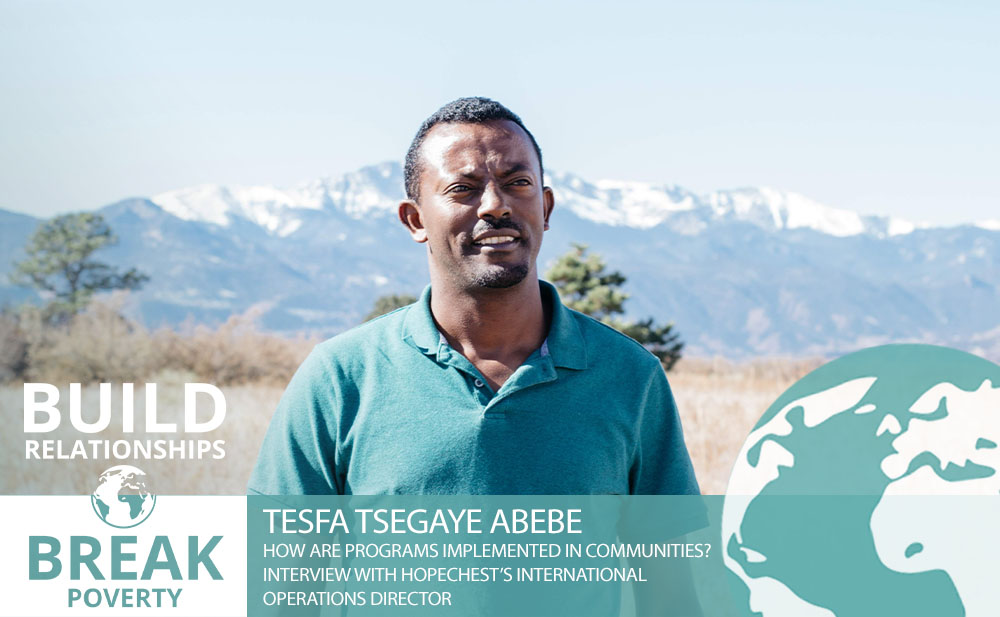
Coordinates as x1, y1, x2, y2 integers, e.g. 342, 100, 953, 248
722, 345, 1000, 617
91, 465, 156, 528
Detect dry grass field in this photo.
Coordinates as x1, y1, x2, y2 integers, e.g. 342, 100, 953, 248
1, 357, 819, 496
669, 357, 822, 494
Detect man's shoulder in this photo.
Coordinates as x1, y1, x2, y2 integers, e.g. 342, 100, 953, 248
566, 308, 663, 373
308, 304, 414, 367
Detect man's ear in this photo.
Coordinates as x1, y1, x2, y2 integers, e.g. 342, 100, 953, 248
542, 186, 555, 231
398, 200, 428, 243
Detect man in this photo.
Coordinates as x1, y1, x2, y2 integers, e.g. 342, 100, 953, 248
249, 97, 705, 615
249, 97, 701, 499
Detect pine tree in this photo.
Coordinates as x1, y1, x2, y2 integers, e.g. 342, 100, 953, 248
364, 293, 418, 321
546, 243, 683, 370
11, 213, 148, 322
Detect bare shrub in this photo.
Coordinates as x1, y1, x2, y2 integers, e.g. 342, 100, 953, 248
0, 310, 28, 382
14, 295, 318, 386
21, 294, 160, 383
156, 306, 316, 386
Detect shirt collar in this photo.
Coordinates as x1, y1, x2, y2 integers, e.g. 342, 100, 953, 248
401, 280, 588, 370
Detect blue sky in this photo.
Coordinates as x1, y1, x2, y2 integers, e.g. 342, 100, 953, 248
1, 0, 997, 224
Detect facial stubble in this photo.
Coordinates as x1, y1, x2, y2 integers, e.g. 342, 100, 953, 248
466, 219, 531, 289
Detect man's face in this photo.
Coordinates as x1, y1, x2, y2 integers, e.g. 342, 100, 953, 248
399, 120, 554, 291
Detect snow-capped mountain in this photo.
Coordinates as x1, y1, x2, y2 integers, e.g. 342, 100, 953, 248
2, 162, 998, 359
148, 162, 918, 238
152, 161, 404, 236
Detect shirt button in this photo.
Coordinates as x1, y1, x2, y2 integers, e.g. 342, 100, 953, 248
474, 379, 484, 388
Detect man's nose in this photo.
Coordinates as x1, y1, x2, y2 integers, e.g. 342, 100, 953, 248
478, 181, 511, 219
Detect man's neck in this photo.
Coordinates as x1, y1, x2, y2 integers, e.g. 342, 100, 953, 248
429, 273, 550, 389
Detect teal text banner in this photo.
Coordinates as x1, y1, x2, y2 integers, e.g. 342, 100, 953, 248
247, 495, 725, 617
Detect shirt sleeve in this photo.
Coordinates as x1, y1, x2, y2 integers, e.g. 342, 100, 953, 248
247, 347, 343, 495
629, 364, 702, 497
624, 364, 708, 539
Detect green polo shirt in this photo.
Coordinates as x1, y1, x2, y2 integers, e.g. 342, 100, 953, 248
248, 280, 701, 497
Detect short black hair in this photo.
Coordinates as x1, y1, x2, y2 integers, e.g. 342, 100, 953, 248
403, 97, 543, 201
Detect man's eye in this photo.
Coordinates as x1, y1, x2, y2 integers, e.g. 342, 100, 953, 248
449, 185, 472, 193
508, 179, 531, 186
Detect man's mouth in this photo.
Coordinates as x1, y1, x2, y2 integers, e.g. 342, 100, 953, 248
470, 226, 522, 248
473, 235, 518, 246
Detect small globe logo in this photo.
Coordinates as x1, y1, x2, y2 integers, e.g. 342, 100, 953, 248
91, 465, 156, 528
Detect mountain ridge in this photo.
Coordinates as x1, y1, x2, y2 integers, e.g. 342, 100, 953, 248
2, 163, 997, 360
148, 162, 925, 238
